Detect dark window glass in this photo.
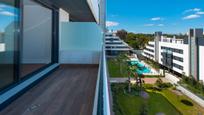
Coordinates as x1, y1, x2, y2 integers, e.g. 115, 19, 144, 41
0, 1, 18, 89
20, 0, 52, 78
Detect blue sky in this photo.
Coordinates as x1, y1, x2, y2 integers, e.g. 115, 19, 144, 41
0, 3, 17, 32
107, 0, 204, 34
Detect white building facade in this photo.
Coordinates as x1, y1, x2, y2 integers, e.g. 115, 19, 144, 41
143, 29, 204, 81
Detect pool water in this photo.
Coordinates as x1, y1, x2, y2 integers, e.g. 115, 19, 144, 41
129, 61, 151, 75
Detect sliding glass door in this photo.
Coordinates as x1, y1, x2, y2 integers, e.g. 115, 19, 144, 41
0, 0, 58, 92
0, 1, 18, 90
20, 0, 53, 78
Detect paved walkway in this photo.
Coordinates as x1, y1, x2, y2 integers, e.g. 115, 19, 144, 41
165, 73, 204, 108
109, 78, 129, 83
110, 77, 168, 84
164, 73, 180, 84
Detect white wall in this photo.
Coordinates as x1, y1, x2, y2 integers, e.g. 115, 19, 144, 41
60, 22, 103, 64
59, 8, 69, 22
87, 0, 99, 23
199, 45, 204, 81
143, 41, 155, 60
159, 42, 190, 76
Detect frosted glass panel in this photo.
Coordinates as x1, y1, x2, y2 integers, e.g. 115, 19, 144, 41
60, 22, 103, 64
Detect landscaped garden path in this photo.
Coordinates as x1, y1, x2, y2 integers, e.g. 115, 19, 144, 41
110, 77, 169, 84
111, 83, 204, 115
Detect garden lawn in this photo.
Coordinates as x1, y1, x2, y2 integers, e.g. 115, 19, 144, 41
179, 81, 204, 98
161, 89, 204, 115
112, 84, 180, 115
107, 59, 127, 78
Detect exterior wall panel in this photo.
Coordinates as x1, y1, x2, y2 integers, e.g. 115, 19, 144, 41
199, 45, 204, 81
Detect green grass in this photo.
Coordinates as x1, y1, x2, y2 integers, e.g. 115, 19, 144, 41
107, 59, 161, 78
179, 81, 204, 99
112, 84, 180, 115
112, 83, 204, 115
107, 59, 127, 78
161, 89, 204, 115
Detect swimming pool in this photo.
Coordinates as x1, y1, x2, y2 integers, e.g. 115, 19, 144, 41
129, 60, 151, 75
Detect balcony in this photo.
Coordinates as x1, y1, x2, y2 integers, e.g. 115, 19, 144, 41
0, 65, 98, 115
0, 1, 109, 114
0, 22, 111, 115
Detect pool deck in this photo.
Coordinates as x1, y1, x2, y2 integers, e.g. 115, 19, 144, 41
129, 59, 159, 76
141, 61, 159, 76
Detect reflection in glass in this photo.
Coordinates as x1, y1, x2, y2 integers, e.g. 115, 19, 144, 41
21, 0, 52, 78
0, 1, 18, 89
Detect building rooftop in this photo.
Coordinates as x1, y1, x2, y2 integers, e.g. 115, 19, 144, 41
160, 36, 185, 44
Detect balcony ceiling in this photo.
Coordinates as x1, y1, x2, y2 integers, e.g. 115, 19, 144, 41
1, 0, 96, 22
41, 0, 96, 22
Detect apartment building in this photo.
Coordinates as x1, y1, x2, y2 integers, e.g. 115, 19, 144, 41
105, 31, 133, 56
0, 0, 110, 115
143, 29, 204, 81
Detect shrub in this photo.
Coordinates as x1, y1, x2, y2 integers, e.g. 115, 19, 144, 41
179, 76, 204, 97
158, 83, 173, 89
143, 84, 154, 89
153, 86, 162, 91
172, 86, 177, 90
155, 78, 173, 89
180, 99, 194, 106
156, 78, 163, 86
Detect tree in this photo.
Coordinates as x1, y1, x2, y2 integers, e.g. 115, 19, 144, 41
127, 65, 136, 92
116, 29, 128, 40
125, 33, 153, 49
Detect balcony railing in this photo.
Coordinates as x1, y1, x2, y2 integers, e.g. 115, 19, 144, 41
93, 45, 111, 115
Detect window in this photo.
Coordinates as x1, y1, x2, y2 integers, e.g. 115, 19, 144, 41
20, 0, 53, 78
161, 46, 183, 54
148, 44, 154, 47
0, 1, 18, 89
145, 48, 154, 53
173, 56, 183, 62
173, 63, 183, 70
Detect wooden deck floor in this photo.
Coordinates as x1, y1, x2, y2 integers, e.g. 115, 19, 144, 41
0, 64, 98, 115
